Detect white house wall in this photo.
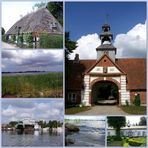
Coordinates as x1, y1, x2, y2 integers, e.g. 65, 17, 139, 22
108, 128, 147, 137
90, 66, 121, 74
82, 75, 91, 106
120, 75, 130, 105
82, 69, 130, 106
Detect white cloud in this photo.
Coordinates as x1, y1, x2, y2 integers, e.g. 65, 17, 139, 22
36, 103, 50, 111
115, 23, 146, 58
70, 22, 146, 59
2, 105, 17, 117
70, 33, 100, 59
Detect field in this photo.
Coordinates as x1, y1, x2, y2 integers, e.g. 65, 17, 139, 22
2, 72, 63, 98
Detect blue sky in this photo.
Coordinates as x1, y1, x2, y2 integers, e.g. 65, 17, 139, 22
2, 99, 63, 124
65, 2, 146, 59
65, 2, 146, 41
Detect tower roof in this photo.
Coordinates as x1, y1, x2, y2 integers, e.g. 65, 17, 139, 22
96, 23, 116, 53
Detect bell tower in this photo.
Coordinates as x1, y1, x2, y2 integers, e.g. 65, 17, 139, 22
96, 24, 116, 62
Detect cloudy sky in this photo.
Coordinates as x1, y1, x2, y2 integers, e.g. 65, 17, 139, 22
2, 50, 63, 72
2, 1, 47, 32
2, 99, 63, 124
65, 2, 146, 59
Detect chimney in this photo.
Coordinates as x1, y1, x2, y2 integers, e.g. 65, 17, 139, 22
73, 54, 79, 63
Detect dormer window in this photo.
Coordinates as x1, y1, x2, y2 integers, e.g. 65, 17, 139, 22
50, 22, 57, 30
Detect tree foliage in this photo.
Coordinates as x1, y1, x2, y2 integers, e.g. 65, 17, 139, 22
65, 32, 77, 62
2, 27, 5, 35
32, 2, 46, 10
47, 2, 63, 26
107, 116, 126, 138
139, 117, 146, 126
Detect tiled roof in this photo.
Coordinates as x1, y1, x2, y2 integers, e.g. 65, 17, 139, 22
66, 58, 146, 90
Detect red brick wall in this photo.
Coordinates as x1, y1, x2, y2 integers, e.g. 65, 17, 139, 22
130, 90, 146, 104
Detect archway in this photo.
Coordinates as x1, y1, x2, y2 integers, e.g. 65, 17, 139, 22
91, 80, 119, 105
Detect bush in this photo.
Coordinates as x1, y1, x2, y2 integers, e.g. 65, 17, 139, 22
24, 33, 33, 48
128, 139, 142, 146
2, 35, 6, 42
107, 136, 122, 141
125, 100, 129, 106
39, 32, 63, 48
11, 34, 16, 43
133, 93, 141, 106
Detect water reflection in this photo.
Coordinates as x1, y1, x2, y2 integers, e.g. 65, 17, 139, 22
2, 130, 63, 147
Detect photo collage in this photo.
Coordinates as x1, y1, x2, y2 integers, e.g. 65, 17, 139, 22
1, 1, 147, 147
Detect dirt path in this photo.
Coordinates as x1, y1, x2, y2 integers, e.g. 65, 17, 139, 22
76, 105, 129, 115
2, 42, 19, 49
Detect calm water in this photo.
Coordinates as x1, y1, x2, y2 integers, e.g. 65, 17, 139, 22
2, 131, 63, 147
66, 120, 105, 147
2, 72, 50, 76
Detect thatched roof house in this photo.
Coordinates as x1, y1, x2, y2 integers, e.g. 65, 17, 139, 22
6, 7, 63, 37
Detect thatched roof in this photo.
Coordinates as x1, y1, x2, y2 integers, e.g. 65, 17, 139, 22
6, 8, 63, 35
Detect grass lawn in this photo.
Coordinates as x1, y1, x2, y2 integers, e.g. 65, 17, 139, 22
65, 106, 91, 114
120, 106, 146, 114
2, 72, 63, 98
107, 141, 123, 147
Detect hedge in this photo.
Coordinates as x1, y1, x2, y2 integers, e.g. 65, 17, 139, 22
39, 33, 63, 48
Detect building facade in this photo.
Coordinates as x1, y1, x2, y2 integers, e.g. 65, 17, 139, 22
66, 24, 146, 106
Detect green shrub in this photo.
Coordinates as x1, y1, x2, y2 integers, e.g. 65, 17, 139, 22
11, 34, 16, 43
39, 32, 63, 48
125, 100, 129, 106
24, 33, 33, 48
133, 94, 141, 106
128, 139, 142, 146
2, 35, 6, 42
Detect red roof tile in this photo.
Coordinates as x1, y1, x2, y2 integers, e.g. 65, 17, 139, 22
66, 58, 146, 90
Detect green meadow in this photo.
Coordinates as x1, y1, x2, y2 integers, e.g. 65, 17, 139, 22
2, 72, 63, 98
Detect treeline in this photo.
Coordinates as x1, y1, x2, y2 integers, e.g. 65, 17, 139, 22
7, 120, 63, 128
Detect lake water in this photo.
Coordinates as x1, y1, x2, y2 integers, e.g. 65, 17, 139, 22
2, 72, 50, 76
2, 131, 63, 147
66, 120, 105, 147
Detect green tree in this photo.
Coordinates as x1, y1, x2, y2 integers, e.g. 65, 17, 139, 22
38, 120, 47, 128
1, 27, 5, 35
65, 32, 77, 63
47, 2, 63, 25
32, 2, 46, 10
9, 121, 18, 127
107, 116, 126, 139
139, 117, 146, 126
65, 32, 77, 106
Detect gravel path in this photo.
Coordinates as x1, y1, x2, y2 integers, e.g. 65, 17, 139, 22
76, 105, 129, 115
2, 42, 19, 49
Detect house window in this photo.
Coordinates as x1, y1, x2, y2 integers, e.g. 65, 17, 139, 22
142, 131, 146, 137
137, 131, 141, 136
68, 93, 76, 102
